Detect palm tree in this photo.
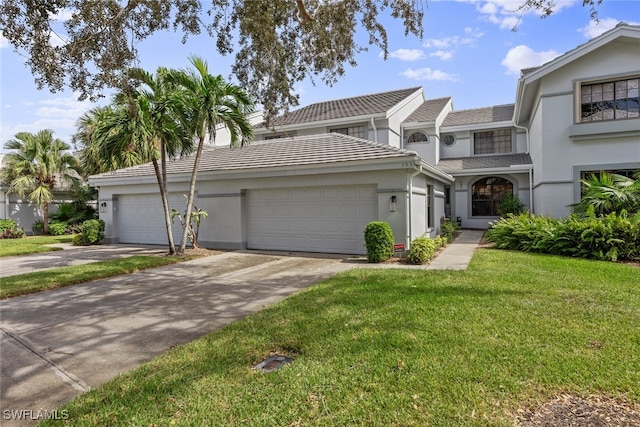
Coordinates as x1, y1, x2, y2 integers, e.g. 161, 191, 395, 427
169, 56, 254, 253
570, 171, 640, 216
73, 105, 118, 177
2, 130, 79, 234
77, 68, 194, 254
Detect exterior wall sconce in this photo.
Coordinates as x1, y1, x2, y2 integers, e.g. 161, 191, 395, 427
100, 202, 107, 213
389, 195, 397, 212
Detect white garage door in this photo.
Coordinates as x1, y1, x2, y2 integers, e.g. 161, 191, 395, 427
247, 185, 377, 254
117, 193, 184, 245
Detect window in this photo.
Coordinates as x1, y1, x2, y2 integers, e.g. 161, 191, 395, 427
264, 134, 284, 140
472, 177, 513, 216
441, 134, 456, 147
407, 131, 428, 143
330, 126, 365, 139
473, 129, 512, 155
580, 77, 640, 122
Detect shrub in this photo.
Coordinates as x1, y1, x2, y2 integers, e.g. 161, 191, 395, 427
498, 193, 527, 216
486, 211, 640, 261
441, 220, 460, 243
49, 221, 69, 236
0, 219, 18, 233
73, 219, 105, 246
32, 220, 44, 234
364, 221, 394, 263
51, 202, 97, 225
406, 235, 437, 265
433, 235, 447, 249
0, 219, 26, 239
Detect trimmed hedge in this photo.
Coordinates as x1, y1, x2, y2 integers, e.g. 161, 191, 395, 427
406, 234, 449, 265
486, 211, 640, 261
49, 221, 68, 236
364, 221, 394, 263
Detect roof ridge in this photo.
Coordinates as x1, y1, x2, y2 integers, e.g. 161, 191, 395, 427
302, 86, 422, 106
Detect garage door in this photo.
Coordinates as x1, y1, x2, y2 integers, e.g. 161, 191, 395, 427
117, 193, 184, 245
247, 185, 377, 254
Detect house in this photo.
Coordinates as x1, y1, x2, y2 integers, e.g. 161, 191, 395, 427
89, 23, 639, 254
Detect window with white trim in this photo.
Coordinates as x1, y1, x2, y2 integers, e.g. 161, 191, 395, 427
473, 129, 512, 155
580, 77, 640, 122
407, 131, 428, 143
330, 126, 365, 139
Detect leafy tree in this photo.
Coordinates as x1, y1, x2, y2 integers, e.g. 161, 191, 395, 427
570, 172, 640, 216
1, 129, 79, 234
0, 0, 602, 124
168, 56, 254, 253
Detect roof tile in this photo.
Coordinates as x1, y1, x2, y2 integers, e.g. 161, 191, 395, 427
442, 104, 514, 127
403, 97, 451, 123
90, 133, 417, 180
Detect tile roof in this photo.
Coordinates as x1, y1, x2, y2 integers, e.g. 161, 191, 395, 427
264, 87, 422, 127
90, 133, 418, 180
437, 153, 532, 172
403, 97, 451, 123
442, 104, 515, 127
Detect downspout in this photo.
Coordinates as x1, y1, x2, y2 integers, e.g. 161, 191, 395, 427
370, 117, 378, 143
406, 163, 423, 248
513, 120, 533, 213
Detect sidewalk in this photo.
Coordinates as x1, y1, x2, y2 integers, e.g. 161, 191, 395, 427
352, 229, 485, 270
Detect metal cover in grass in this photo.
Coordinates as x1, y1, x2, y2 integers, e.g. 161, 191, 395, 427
253, 355, 294, 372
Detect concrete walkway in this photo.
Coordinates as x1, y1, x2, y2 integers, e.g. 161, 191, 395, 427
426, 229, 485, 270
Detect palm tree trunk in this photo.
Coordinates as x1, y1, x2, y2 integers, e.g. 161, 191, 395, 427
178, 138, 205, 253
152, 158, 177, 255
43, 202, 50, 234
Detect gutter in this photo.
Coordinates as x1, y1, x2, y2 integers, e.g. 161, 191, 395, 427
370, 117, 378, 143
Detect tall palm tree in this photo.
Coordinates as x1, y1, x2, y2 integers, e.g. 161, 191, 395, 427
169, 56, 255, 253
2, 130, 79, 234
78, 68, 193, 254
73, 105, 118, 177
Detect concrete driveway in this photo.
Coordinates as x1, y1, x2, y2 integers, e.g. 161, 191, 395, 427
0, 251, 354, 426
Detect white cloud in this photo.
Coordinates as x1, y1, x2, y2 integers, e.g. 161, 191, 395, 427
464, 0, 580, 29
387, 48, 426, 61
579, 17, 640, 39
501, 45, 561, 75
430, 50, 454, 61
402, 67, 458, 81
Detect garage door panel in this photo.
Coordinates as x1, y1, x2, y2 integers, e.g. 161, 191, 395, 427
247, 185, 377, 254
117, 193, 184, 245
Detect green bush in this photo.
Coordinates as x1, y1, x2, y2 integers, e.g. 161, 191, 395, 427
49, 221, 69, 236
486, 211, 640, 261
0, 219, 18, 233
433, 235, 447, 249
51, 202, 97, 225
364, 221, 394, 263
73, 219, 105, 246
0, 219, 26, 239
32, 220, 44, 234
406, 235, 437, 265
440, 220, 460, 243
498, 193, 527, 216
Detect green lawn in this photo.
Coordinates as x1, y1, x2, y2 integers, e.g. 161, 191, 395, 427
0, 255, 197, 299
0, 235, 74, 257
42, 249, 639, 426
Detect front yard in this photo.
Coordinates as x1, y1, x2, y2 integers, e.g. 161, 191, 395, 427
41, 249, 640, 426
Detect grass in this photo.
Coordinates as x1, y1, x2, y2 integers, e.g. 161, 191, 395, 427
0, 255, 196, 299
0, 235, 74, 257
42, 249, 639, 426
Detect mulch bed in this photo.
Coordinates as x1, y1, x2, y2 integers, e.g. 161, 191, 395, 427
516, 394, 640, 426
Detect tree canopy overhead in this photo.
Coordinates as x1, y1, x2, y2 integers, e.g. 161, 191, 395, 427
0, 0, 602, 124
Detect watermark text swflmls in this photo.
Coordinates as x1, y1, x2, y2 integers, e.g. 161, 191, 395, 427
2, 409, 69, 421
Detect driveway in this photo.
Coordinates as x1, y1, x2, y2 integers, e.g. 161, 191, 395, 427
0, 251, 354, 426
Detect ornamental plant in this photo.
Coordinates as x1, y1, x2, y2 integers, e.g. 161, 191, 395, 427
364, 221, 394, 263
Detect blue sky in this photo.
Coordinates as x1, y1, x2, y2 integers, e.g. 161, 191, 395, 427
0, 0, 638, 147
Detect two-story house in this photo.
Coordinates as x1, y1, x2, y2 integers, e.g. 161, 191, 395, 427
90, 23, 639, 254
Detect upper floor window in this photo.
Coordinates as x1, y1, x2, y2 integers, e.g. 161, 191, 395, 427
474, 129, 512, 155
580, 78, 640, 122
264, 134, 285, 140
407, 131, 428, 143
330, 126, 365, 139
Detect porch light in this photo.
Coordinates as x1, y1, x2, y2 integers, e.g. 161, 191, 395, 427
390, 195, 397, 212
